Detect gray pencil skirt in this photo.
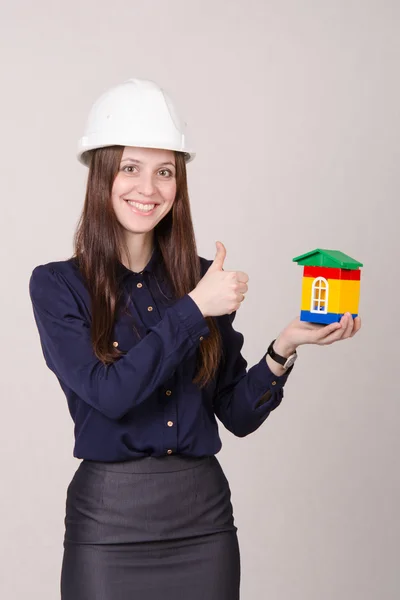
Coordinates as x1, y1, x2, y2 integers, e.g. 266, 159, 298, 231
60, 454, 240, 599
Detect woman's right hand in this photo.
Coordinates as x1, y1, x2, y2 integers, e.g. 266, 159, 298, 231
188, 242, 249, 317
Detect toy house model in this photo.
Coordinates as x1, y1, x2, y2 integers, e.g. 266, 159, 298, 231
292, 249, 363, 324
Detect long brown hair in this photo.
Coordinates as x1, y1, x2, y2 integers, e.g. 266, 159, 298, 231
72, 145, 222, 388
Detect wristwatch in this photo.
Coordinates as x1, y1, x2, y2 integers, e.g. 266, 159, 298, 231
267, 339, 297, 370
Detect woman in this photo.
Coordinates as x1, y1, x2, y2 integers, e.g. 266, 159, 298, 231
29, 78, 361, 599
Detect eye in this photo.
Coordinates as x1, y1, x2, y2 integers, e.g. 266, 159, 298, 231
122, 165, 137, 173
159, 169, 174, 177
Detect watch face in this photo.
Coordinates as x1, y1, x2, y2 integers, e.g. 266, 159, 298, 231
284, 354, 297, 369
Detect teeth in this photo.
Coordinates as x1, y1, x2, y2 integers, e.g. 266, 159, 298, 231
127, 201, 156, 212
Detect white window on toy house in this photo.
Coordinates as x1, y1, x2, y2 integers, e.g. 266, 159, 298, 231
310, 277, 329, 313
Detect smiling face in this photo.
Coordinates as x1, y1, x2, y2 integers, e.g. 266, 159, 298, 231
111, 146, 177, 235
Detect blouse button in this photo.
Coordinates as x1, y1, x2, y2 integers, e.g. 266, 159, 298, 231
137, 282, 143, 288
112, 341, 119, 347
165, 390, 172, 396
167, 421, 174, 427
167, 449, 173, 455
199, 336, 204, 341
272, 381, 277, 386
147, 306, 153, 311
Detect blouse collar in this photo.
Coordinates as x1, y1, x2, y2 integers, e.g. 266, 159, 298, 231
116, 242, 161, 280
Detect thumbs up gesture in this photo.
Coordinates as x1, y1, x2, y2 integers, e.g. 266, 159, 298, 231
188, 242, 249, 317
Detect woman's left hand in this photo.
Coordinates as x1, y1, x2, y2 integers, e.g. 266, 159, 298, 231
275, 313, 362, 356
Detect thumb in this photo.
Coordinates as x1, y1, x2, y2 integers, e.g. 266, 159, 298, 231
208, 241, 226, 272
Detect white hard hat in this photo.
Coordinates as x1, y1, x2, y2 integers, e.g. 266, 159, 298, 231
77, 78, 196, 166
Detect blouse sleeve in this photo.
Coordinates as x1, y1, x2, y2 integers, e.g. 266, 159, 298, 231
213, 310, 293, 437
29, 264, 210, 420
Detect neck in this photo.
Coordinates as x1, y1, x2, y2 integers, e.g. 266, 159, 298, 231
122, 231, 155, 272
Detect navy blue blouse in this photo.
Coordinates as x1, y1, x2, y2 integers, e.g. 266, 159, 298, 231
29, 243, 293, 461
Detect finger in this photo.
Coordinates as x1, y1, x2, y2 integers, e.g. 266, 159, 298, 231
342, 313, 354, 339
303, 322, 341, 345
208, 241, 226, 272
350, 316, 362, 337
304, 322, 326, 330
317, 325, 347, 345
314, 321, 342, 341
235, 271, 249, 284
301, 321, 336, 334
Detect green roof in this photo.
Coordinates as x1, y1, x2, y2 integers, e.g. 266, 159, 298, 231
292, 249, 363, 270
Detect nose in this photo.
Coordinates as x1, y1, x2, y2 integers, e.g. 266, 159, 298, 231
135, 173, 156, 198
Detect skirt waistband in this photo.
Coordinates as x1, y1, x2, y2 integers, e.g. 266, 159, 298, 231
81, 454, 216, 474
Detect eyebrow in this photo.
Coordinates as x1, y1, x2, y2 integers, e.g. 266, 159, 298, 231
120, 158, 176, 168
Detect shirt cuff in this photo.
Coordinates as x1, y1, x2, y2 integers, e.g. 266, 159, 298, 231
170, 294, 210, 345
250, 351, 294, 411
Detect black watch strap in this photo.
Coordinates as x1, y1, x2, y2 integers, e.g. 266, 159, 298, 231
267, 339, 297, 369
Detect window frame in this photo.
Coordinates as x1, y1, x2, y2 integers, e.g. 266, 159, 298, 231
310, 276, 329, 314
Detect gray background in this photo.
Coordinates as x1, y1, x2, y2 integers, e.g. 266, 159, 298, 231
1, 1, 399, 598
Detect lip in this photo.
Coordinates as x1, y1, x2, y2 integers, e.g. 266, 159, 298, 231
125, 199, 158, 216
